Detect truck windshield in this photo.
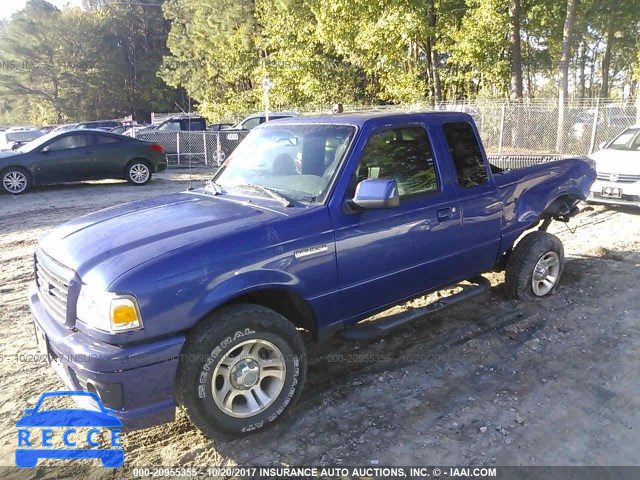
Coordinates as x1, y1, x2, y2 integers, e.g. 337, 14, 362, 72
213, 124, 355, 203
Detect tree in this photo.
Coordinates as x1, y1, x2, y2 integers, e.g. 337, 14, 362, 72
555, 0, 578, 152
160, 0, 262, 120
0, 0, 179, 124
427, 0, 442, 103
0, 0, 66, 122
509, 0, 523, 99
447, 0, 511, 98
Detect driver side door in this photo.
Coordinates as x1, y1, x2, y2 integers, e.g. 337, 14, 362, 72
332, 125, 465, 323
34, 133, 96, 184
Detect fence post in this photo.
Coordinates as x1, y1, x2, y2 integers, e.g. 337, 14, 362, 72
498, 105, 506, 154
176, 131, 180, 167
588, 97, 600, 155
216, 132, 222, 167
203, 131, 208, 166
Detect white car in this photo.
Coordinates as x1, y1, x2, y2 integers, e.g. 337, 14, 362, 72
588, 125, 640, 207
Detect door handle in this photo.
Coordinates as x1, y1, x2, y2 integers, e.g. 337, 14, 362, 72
437, 207, 456, 222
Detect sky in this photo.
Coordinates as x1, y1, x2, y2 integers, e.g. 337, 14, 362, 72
0, 0, 83, 20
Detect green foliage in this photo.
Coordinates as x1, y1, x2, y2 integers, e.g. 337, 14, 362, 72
446, 0, 511, 97
0, 0, 180, 125
0, 0, 638, 124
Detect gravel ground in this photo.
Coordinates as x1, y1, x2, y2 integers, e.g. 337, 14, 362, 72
0, 170, 638, 477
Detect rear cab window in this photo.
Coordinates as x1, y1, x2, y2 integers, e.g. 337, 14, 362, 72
443, 122, 489, 188
353, 125, 439, 201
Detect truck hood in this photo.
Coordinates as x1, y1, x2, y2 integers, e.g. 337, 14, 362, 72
38, 191, 287, 288
589, 149, 640, 174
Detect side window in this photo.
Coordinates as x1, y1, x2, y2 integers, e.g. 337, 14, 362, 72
157, 121, 180, 131
354, 126, 438, 198
242, 117, 261, 130
45, 134, 92, 151
180, 119, 206, 130
96, 135, 120, 144
443, 122, 488, 188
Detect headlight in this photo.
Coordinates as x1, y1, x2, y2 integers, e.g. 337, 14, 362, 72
76, 285, 143, 333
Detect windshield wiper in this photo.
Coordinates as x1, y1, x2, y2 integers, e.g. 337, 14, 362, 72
205, 179, 223, 195
233, 184, 293, 207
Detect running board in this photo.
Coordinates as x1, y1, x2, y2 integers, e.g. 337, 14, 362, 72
341, 276, 491, 341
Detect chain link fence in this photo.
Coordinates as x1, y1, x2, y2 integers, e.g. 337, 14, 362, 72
470, 100, 637, 156
133, 130, 249, 167
147, 98, 637, 169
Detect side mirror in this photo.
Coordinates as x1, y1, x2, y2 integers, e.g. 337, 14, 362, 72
10, 142, 20, 150
41, 145, 51, 153
598, 141, 607, 150
352, 179, 399, 210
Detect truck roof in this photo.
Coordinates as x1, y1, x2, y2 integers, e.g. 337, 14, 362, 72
264, 110, 475, 127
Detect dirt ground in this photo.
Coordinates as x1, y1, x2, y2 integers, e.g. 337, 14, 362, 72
0, 169, 639, 476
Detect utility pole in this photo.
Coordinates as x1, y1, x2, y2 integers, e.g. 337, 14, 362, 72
262, 78, 271, 122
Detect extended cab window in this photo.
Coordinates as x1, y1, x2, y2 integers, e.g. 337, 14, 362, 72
355, 126, 438, 198
443, 122, 488, 188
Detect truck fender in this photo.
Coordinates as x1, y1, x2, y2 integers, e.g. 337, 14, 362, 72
188, 269, 309, 327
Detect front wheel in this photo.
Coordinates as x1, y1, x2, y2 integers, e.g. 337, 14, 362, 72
126, 160, 152, 185
505, 231, 564, 300
176, 304, 307, 439
2, 167, 31, 195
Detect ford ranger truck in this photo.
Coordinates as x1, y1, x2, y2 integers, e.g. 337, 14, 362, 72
29, 112, 596, 438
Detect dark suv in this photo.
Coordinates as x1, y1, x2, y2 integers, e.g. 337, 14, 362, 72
154, 116, 207, 132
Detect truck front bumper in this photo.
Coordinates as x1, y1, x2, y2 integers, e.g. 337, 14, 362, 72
29, 283, 186, 431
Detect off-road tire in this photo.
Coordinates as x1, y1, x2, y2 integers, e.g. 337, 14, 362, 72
175, 304, 307, 439
505, 231, 564, 300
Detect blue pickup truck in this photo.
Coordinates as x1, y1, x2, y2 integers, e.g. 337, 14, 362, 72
29, 112, 595, 439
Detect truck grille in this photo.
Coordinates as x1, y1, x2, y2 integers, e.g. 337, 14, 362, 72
596, 173, 640, 183
35, 254, 72, 323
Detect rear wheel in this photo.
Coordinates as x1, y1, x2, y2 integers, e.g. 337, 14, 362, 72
176, 304, 306, 439
2, 167, 31, 195
126, 160, 152, 185
505, 231, 564, 300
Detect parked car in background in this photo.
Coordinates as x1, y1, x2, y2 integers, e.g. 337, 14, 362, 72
6, 126, 37, 132
111, 124, 149, 136
0, 130, 167, 194
571, 106, 636, 140
76, 120, 122, 131
149, 115, 208, 132
0, 130, 45, 151
208, 123, 234, 131
50, 123, 79, 134
229, 112, 299, 131
587, 125, 640, 208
